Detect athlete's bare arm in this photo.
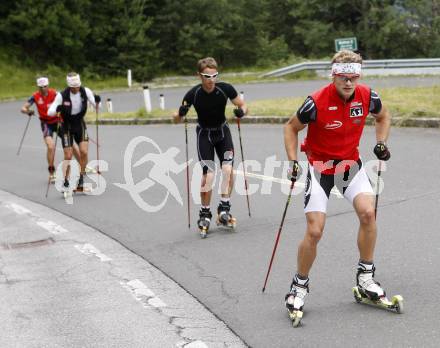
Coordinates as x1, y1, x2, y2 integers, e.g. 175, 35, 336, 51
172, 110, 182, 124
231, 96, 248, 115
21, 101, 33, 115
372, 104, 391, 143
284, 115, 307, 161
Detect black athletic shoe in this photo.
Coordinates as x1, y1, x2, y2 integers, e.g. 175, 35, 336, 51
76, 174, 84, 191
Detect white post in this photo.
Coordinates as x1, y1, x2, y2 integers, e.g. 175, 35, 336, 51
106, 98, 113, 113
143, 85, 152, 113
127, 69, 132, 88
159, 94, 165, 110
240, 91, 244, 100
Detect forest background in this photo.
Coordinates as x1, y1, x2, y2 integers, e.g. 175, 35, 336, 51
2, 0, 439, 83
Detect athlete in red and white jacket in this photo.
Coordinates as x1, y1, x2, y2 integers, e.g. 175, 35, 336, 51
283, 50, 392, 322
20, 77, 83, 181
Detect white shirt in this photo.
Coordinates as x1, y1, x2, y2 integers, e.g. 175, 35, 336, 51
47, 87, 96, 117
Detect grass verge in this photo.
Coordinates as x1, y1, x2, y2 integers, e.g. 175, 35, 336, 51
85, 85, 440, 123
0, 48, 322, 101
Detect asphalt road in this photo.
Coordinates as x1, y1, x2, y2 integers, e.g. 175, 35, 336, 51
2, 78, 440, 347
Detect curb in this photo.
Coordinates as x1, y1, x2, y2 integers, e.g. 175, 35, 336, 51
88, 116, 440, 128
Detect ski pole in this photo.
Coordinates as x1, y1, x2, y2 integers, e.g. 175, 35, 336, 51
262, 180, 295, 292
236, 117, 251, 217
95, 105, 101, 174
45, 122, 60, 198
65, 162, 71, 186
374, 160, 382, 219
17, 114, 32, 156
184, 116, 191, 228
88, 136, 100, 147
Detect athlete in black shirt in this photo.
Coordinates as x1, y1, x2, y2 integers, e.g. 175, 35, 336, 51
174, 57, 248, 235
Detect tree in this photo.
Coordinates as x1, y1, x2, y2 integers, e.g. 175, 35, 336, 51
0, 0, 90, 67
151, 0, 270, 72
2, 0, 440, 77
151, 0, 236, 72
85, 0, 160, 80
116, 0, 160, 81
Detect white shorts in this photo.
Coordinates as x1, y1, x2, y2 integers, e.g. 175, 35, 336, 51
304, 160, 374, 214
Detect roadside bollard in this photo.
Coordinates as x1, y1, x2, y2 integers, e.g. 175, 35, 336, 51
127, 69, 132, 88
159, 94, 165, 110
143, 85, 152, 113
106, 98, 113, 113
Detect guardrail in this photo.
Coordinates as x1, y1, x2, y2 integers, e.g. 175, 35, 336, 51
262, 58, 440, 77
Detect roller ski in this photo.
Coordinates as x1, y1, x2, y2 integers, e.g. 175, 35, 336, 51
85, 165, 98, 174
62, 178, 72, 199
285, 275, 309, 327
197, 208, 212, 239
216, 201, 236, 229
352, 263, 403, 314
72, 174, 92, 194
48, 166, 56, 184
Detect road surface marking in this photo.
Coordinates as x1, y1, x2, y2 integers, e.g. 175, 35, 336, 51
234, 170, 343, 197
74, 243, 112, 262
123, 279, 167, 308
3, 202, 69, 234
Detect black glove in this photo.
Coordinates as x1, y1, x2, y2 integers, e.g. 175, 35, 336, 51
27, 110, 35, 116
287, 160, 301, 181
233, 107, 245, 118
178, 104, 189, 117
94, 95, 101, 103
373, 142, 390, 161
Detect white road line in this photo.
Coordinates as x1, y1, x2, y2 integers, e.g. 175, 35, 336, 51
36, 220, 69, 235
4, 202, 32, 215
3, 202, 69, 234
234, 170, 343, 197
181, 341, 209, 348
148, 297, 167, 308
123, 279, 167, 308
74, 243, 112, 262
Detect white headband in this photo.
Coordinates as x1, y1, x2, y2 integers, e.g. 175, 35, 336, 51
67, 74, 81, 87
331, 62, 362, 75
36, 77, 49, 87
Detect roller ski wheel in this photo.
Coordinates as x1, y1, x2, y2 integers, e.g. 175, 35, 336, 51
198, 220, 210, 239
287, 308, 303, 328
74, 175, 92, 194
354, 263, 403, 313
216, 215, 236, 228
73, 187, 92, 194
216, 201, 236, 229
49, 173, 56, 184
48, 166, 56, 184
352, 286, 404, 314
85, 166, 98, 174
62, 179, 71, 198
285, 277, 309, 328
198, 208, 212, 239
63, 187, 92, 197
199, 227, 208, 239
62, 187, 73, 199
